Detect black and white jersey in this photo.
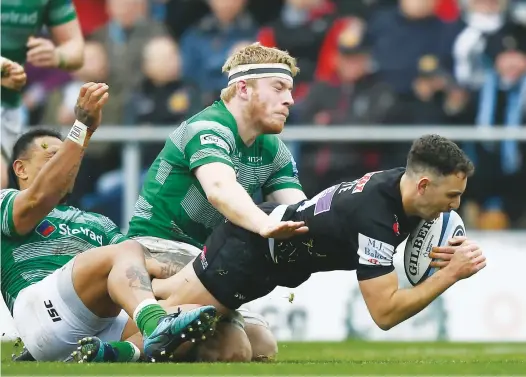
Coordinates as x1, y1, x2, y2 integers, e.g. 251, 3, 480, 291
273, 168, 421, 281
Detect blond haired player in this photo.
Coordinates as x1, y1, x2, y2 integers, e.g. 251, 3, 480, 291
74, 43, 308, 363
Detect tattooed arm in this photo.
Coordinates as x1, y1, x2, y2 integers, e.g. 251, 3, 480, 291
11, 82, 109, 235
143, 249, 195, 279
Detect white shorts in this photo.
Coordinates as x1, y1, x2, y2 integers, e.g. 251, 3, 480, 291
133, 236, 269, 329
12, 258, 129, 361
1, 105, 25, 159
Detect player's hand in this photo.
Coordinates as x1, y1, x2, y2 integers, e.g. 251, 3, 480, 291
259, 220, 309, 239
1, 58, 27, 91
26, 36, 60, 68
74, 82, 109, 131
429, 236, 468, 268
443, 242, 486, 281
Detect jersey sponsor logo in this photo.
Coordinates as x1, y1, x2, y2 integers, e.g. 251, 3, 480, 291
351, 171, 381, 193
58, 223, 104, 246
200, 134, 230, 153
44, 300, 62, 323
36, 219, 57, 238
247, 156, 263, 163
1, 11, 39, 26
357, 233, 395, 267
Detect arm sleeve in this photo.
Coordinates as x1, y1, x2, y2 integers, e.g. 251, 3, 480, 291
355, 212, 398, 281
0, 189, 20, 238
45, 0, 77, 27
180, 121, 236, 171
261, 139, 302, 196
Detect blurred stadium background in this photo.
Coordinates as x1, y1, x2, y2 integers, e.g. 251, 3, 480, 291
2, 0, 526, 354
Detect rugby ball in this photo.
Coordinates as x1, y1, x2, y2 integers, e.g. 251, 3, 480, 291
404, 211, 466, 286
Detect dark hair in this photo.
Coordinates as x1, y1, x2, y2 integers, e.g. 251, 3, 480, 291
406, 134, 475, 177
8, 128, 63, 190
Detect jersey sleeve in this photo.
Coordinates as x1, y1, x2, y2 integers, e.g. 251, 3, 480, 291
45, 0, 77, 27
93, 214, 128, 245
0, 189, 19, 238
355, 212, 398, 281
262, 139, 302, 196
181, 121, 236, 171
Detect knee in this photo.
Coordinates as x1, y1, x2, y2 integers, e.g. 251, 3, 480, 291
196, 322, 252, 362
245, 323, 278, 361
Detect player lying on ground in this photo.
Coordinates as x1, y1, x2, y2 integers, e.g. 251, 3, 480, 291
1, 83, 217, 362
123, 42, 310, 361
147, 134, 487, 331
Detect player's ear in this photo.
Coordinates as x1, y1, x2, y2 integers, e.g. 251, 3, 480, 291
237, 80, 250, 101
416, 177, 430, 195
13, 159, 29, 181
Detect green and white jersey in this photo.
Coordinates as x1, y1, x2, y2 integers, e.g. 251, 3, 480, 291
1, 189, 126, 313
127, 100, 302, 248
1, 0, 77, 107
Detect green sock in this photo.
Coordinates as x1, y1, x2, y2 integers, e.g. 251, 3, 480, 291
133, 299, 167, 337
108, 341, 141, 362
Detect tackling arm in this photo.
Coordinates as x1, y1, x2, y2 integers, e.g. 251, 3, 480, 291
195, 163, 274, 235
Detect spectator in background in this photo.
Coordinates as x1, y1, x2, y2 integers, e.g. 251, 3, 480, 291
90, 0, 169, 124
134, 36, 203, 167
453, 0, 511, 90
296, 22, 397, 196
259, 0, 352, 100
463, 21, 526, 229
367, 0, 460, 95
180, 0, 257, 106
387, 54, 473, 125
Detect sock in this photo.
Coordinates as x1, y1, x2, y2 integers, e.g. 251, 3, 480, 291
133, 299, 167, 337
108, 341, 141, 362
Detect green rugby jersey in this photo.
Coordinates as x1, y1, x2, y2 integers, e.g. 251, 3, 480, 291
1, 189, 126, 313
127, 100, 302, 248
1, 0, 77, 107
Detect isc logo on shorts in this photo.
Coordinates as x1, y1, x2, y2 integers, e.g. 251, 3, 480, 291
200, 246, 208, 270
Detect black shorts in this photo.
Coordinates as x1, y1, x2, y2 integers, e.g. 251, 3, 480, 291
193, 203, 312, 309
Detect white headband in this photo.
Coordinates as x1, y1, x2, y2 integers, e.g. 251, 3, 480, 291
227, 63, 293, 86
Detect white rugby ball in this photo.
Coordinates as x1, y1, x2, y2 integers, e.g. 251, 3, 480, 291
404, 211, 466, 286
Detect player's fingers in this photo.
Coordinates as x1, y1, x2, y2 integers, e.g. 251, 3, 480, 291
431, 245, 455, 254
429, 260, 448, 268
26, 36, 44, 48
448, 236, 467, 246
95, 92, 110, 108
475, 260, 487, 272
88, 84, 109, 103
472, 254, 486, 265
293, 226, 309, 234
468, 248, 482, 259
26, 45, 53, 60
429, 251, 452, 260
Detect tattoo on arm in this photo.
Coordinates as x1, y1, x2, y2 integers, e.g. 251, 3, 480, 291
74, 103, 96, 128
125, 266, 153, 292
143, 249, 192, 279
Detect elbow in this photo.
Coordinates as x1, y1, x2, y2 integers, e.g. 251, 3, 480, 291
371, 310, 397, 331
205, 183, 226, 208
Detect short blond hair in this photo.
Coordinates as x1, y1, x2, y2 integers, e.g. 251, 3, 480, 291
220, 43, 299, 102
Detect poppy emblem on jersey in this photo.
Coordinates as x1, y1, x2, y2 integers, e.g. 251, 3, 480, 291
36, 219, 57, 238
393, 215, 400, 236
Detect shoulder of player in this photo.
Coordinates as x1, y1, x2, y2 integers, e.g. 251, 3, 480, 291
0, 188, 19, 200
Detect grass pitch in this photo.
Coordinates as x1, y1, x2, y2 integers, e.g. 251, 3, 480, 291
2, 340, 525, 376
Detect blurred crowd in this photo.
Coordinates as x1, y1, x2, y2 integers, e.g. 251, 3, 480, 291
20, 0, 526, 229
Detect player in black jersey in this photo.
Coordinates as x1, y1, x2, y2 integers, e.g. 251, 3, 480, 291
153, 134, 487, 331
